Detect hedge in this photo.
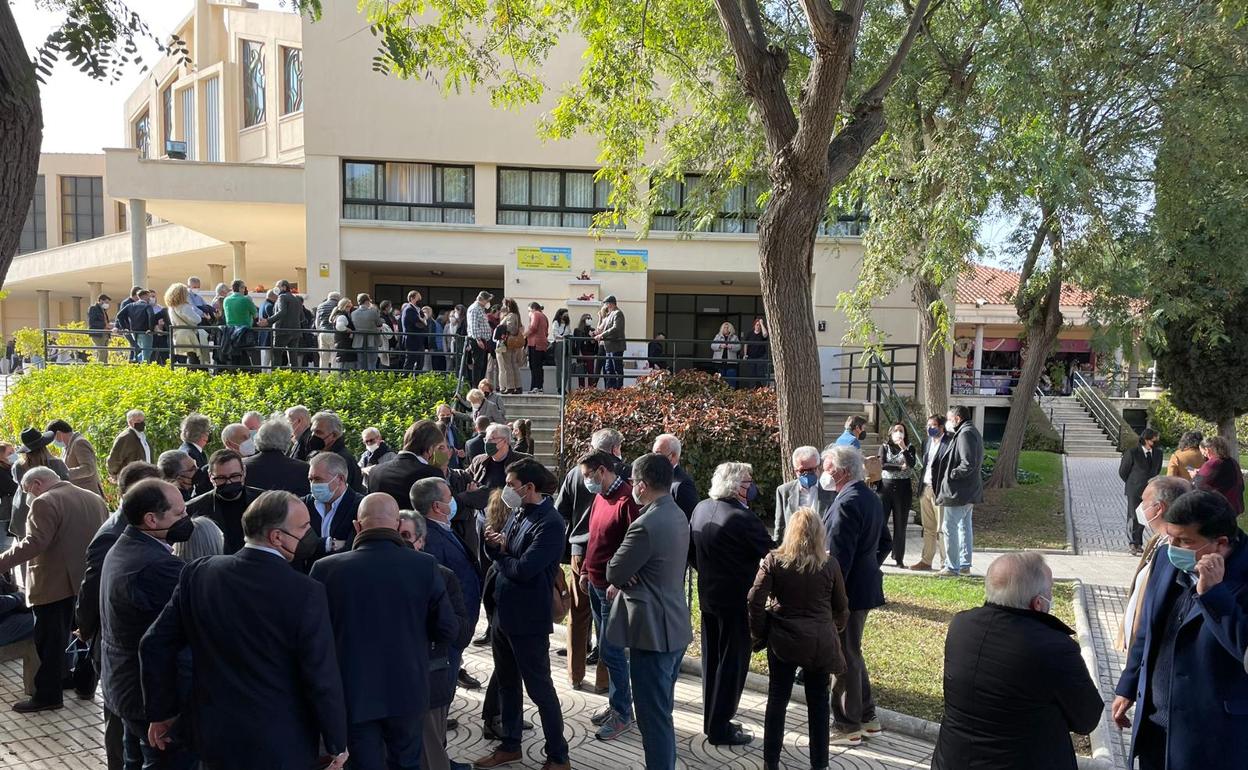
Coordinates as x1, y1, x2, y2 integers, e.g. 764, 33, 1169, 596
558, 369, 782, 519
0, 365, 457, 493
1148, 391, 1248, 447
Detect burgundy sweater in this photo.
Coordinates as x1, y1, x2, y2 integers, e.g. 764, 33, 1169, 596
583, 480, 640, 588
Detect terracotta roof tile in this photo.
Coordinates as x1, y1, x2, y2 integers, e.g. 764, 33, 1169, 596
955, 263, 1095, 307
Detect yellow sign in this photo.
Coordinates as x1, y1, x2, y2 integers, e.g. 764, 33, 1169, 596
594, 248, 649, 273
517, 246, 572, 271
318, 262, 330, 278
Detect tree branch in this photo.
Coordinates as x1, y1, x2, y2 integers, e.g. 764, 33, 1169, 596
856, 0, 934, 109
713, 0, 799, 153
739, 0, 771, 51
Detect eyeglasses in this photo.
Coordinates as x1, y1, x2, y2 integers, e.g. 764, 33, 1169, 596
210, 473, 244, 484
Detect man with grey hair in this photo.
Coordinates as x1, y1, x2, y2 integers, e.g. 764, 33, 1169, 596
221, 423, 254, 458
690, 461, 772, 746
311, 411, 363, 492
157, 449, 199, 501
179, 413, 213, 495
270, 279, 305, 369
244, 418, 311, 496
302, 451, 363, 567
1117, 475, 1192, 652
286, 405, 313, 461
107, 410, 151, 482
241, 411, 264, 435
316, 293, 343, 371
821, 444, 890, 745
359, 427, 396, 475
933, 552, 1101, 769
774, 445, 832, 543
467, 423, 530, 492
651, 433, 698, 518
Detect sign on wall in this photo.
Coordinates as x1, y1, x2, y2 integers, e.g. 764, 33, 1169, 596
594, 248, 649, 273
517, 246, 573, 271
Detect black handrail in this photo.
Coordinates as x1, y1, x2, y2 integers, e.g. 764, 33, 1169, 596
1072, 370, 1127, 449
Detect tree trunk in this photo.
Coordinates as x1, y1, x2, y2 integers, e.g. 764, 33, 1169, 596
758, 178, 829, 472
0, 4, 43, 285
986, 319, 1061, 488
1218, 415, 1238, 460
913, 275, 947, 416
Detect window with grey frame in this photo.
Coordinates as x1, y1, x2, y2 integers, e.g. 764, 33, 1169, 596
242, 40, 266, 128
282, 46, 302, 114
496, 167, 616, 228
60, 176, 105, 244
651, 175, 766, 233
162, 84, 173, 150
342, 160, 475, 223
134, 112, 151, 159
19, 175, 46, 254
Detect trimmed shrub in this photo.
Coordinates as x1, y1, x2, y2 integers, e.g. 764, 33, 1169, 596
1023, 401, 1065, 453
0, 365, 456, 492
1147, 391, 1247, 447
558, 369, 781, 518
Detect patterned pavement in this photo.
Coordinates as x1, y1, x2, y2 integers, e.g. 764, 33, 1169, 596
0, 631, 935, 770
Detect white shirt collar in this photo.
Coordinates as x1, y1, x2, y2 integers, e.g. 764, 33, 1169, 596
244, 543, 285, 559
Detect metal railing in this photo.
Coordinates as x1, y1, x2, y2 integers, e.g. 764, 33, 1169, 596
828, 345, 920, 402
865, 353, 928, 476
1072, 370, 1127, 449
1034, 385, 1066, 453
951, 367, 1024, 396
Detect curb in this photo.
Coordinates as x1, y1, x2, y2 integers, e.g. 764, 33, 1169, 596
1064, 454, 1080, 555
1071, 582, 1118, 770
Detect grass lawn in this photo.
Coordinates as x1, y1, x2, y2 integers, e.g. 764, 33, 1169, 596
974, 450, 1069, 550
684, 573, 1076, 724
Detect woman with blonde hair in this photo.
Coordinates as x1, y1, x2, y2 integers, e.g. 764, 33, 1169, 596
711, 321, 743, 388
331, 296, 356, 370
164, 282, 207, 366
748, 506, 850, 766
495, 298, 525, 393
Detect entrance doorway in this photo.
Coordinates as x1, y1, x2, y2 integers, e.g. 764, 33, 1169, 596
652, 292, 765, 368
373, 283, 504, 312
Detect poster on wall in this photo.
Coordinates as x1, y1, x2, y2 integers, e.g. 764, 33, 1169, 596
517, 246, 573, 271
594, 248, 649, 273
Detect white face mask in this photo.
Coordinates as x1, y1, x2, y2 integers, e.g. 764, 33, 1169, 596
892, 432, 905, 443
819, 472, 837, 492
501, 486, 524, 510
239, 439, 257, 457
101, 302, 111, 310
1136, 501, 1163, 535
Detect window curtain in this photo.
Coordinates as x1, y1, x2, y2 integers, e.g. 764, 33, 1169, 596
532, 171, 561, 206
499, 169, 529, 206
204, 76, 221, 162
179, 87, 196, 160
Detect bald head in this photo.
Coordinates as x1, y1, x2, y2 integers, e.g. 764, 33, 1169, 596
357, 493, 400, 531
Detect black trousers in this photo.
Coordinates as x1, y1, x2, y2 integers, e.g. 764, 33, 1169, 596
348, 713, 424, 770
469, 341, 489, 386
764, 650, 830, 767
492, 630, 568, 762
32, 596, 74, 704
1127, 493, 1145, 548
527, 347, 545, 390
881, 478, 913, 564
104, 703, 125, 770
700, 605, 751, 741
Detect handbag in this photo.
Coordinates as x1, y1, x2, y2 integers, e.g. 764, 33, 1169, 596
505, 333, 526, 350
551, 567, 571, 623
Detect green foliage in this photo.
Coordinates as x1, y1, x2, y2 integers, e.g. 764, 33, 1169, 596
12, 323, 129, 363
558, 369, 780, 518
0, 365, 456, 488
1023, 401, 1064, 454
1152, 292, 1248, 432
1147, 392, 1248, 447
31, 0, 190, 84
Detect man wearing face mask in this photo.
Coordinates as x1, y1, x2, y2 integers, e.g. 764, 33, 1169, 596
107, 410, 152, 483
47, 419, 104, 497
186, 450, 264, 554
411, 477, 482, 662
467, 423, 532, 493
220, 423, 256, 459
652, 434, 698, 519
140, 490, 349, 770
912, 414, 952, 572
1112, 490, 1248, 770
690, 462, 774, 746
1117, 476, 1191, 653
358, 427, 396, 477
834, 416, 868, 449
242, 418, 310, 495
933, 552, 1102, 769
99, 480, 195, 767
88, 294, 113, 363
435, 404, 466, 469
820, 445, 891, 746
309, 411, 364, 493
1120, 427, 1164, 557
774, 446, 833, 544
301, 453, 364, 570
935, 405, 983, 577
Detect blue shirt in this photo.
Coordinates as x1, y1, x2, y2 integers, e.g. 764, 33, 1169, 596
315, 492, 347, 551
835, 429, 862, 449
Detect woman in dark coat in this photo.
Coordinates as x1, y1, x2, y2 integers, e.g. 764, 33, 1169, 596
878, 422, 917, 567
1194, 435, 1245, 514
748, 506, 850, 770
9, 428, 70, 538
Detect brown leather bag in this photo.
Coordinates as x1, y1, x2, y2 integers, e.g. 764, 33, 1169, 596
505, 332, 526, 350
551, 567, 571, 623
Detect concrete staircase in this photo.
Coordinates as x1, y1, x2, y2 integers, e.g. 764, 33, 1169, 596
1044, 396, 1121, 457
822, 400, 880, 454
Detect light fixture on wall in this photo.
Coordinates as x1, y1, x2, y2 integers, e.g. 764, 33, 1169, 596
720, 279, 734, 286
429, 270, 444, 277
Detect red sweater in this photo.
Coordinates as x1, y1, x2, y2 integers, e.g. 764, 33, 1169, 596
583, 480, 640, 589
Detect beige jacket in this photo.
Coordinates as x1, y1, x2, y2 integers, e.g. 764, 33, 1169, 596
0, 481, 108, 605
64, 432, 104, 496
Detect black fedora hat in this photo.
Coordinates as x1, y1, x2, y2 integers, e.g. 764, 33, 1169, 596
17, 428, 54, 454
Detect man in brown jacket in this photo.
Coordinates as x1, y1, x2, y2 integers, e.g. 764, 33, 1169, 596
0, 467, 108, 712
47, 420, 104, 497
106, 410, 151, 482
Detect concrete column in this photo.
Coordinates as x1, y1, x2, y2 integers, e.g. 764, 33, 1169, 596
231, 241, 247, 284
36, 290, 50, 330
972, 323, 985, 389
72, 296, 84, 323
88, 281, 103, 302
294, 267, 307, 292
129, 199, 149, 289
207, 263, 226, 288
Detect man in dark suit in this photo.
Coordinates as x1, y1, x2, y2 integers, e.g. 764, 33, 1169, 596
652, 434, 698, 518
76, 462, 161, 769
400, 290, 428, 372
303, 452, 364, 568
773, 445, 834, 543
464, 415, 491, 463
243, 418, 311, 496
140, 490, 349, 770
1112, 490, 1248, 770
99, 480, 194, 768
411, 477, 482, 649
435, 403, 466, 469
286, 405, 313, 461
311, 411, 364, 493
466, 424, 533, 495
88, 294, 112, 362
1120, 427, 1164, 556
367, 420, 446, 510
311, 493, 458, 770
821, 445, 891, 746
690, 462, 773, 746
178, 413, 213, 497
913, 414, 952, 571
270, 280, 305, 368
186, 450, 264, 554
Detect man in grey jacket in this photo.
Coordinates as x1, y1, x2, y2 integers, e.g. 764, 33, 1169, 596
773, 445, 834, 542
270, 279, 305, 369
594, 295, 626, 389
606, 453, 693, 770
350, 293, 386, 371
935, 405, 983, 576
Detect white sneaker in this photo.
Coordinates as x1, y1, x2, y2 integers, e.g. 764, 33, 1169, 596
831, 729, 863, 746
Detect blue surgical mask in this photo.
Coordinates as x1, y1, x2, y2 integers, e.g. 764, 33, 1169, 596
310, 482, 335, 504
1167, 541, 1214, 574
745, 481, 759, 503
927, 427, 940, 438
447, 497, 458, 519
798, 471, 818, 489
585, 477, 603, 495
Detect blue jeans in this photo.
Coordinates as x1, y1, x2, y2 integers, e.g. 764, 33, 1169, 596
630, 647, 685, 770
589, 583, 632, 719
134, 333, 154, 363
942, 503, 974, 571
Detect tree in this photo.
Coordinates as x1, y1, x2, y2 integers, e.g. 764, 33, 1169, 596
352, 0, 935, 464
0, 1, 190, 289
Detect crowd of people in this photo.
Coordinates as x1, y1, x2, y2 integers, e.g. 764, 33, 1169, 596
0, 390, 1243, 770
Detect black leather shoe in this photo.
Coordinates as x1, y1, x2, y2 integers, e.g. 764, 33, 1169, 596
12, 699, 63, 713
586, 648, 600, 665
472, 633, 491, 647
446, 717, 459, 731
458, 669, 482, 690
708, 726, 753, 746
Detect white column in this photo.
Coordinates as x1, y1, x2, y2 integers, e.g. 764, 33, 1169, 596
129, 199, 148, 289
72, 296, 84, 323
36, 290, 50, 330
972, 323, 985, 389
207, 263, 226, 288
88, 281, 103, 302
231, 241, 247, 284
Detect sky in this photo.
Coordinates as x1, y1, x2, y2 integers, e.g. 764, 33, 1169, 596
13, 0, 286, 154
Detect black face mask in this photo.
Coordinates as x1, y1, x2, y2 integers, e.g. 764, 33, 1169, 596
307, 435, 326, 452
215, 482, 244, 501
163, 515, 194, 544
134, 422, 146, 433
279, 527, 319, 562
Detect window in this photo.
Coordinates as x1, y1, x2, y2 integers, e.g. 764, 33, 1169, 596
818, 216, 869, 236
282, 46, 302, 114
60, 176, 105, 243
241, 40, 265, 128
134, 111, 151, 159
204, 76, 221, 161
651, 176, 766, 233
342, 160, 475, 223
652, 293, 767, 365
117, 201, 127, 232
18, 175, 46, 254
496, 167, 614, 228
179, 86, 196, 160
161, 83, 173, 150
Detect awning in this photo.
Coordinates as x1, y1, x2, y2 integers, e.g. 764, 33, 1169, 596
980, 337, 1022, 352
1057, 339, 1092, 353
